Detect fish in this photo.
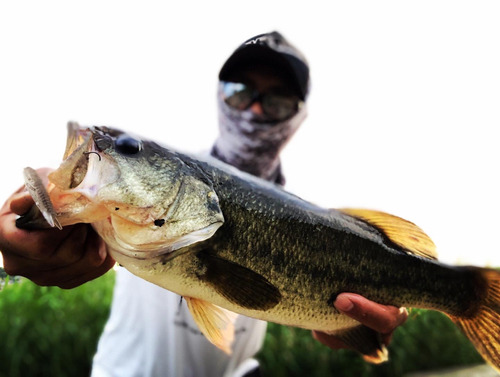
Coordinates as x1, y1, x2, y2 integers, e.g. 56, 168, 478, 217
17, 122, 500, 369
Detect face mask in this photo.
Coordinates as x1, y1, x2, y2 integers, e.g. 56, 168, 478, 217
211, 82, 308, 185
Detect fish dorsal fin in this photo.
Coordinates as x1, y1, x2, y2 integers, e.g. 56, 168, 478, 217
340, 208, 437, 260
184, 297, 238, 354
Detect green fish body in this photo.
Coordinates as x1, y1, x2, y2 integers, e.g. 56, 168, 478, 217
18, 123, 500, 368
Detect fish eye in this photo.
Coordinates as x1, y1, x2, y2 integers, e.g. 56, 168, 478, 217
115, 134, 142, 155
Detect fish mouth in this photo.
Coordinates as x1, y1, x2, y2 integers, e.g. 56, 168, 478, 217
49, 123, 121, 198
18, 123, 121, 229
36, 123, 122, 228
63, 122, 125, 161
63, 122, 93, 159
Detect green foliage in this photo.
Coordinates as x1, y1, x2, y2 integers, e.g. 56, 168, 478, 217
0, 267, 7, 280
0, 272, 486, 376
258, 309, 484, 377
0, 272, 115, 377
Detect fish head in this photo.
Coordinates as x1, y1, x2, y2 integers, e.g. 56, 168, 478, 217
42, 123, 224, 259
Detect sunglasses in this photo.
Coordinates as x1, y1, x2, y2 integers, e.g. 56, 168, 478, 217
221, 81, 303, 121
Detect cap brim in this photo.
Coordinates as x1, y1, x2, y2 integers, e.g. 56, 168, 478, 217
219, 45, 308, 100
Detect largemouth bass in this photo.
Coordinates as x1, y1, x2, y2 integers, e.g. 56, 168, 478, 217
17, 122, 500, 370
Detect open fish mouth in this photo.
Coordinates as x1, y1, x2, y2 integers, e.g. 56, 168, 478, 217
63, 122, 124, 159
17, 123, 122, 230
49, 124, 121, 199
63, 121, 93, 159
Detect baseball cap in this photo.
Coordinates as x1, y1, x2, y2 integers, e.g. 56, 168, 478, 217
219, 31, 310, 100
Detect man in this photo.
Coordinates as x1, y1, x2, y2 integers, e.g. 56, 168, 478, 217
0, 32, 406, 376
93, 31, 311, 377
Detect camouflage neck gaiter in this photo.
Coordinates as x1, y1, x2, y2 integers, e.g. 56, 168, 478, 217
211, 83, 308, 186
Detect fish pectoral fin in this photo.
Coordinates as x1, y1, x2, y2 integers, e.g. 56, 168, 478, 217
339, 208, 437, 260
184, 297, 238, 355
198, 252, 282, 311
323, 325, 388, 364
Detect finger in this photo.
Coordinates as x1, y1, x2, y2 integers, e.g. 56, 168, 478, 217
312, 331, 352, 350
57, 253, 115, 289
0, 211, 72, 260
381, 309, 408, 345
1, 252, 55, 277
10, 193, 35, 215
1, 225, 101, 278
47, 224, 90, 266
334, 293, 408, 335
29, 231, 108, 286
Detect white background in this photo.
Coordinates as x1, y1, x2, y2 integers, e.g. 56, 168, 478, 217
0, 1, 499, 267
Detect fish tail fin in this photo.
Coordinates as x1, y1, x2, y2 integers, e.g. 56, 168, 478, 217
449, 268, 500, 372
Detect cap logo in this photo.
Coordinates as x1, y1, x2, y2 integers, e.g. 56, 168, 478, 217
245, 36, 267, 45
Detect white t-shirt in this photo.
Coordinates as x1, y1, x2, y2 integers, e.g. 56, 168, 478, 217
91, 268, 268, 377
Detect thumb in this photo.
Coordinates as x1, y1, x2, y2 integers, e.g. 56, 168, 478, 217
10, 193, 35, 215
334, 293, 408, 335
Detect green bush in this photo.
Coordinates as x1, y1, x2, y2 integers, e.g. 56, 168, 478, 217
0, 267, 7, 280
0, 272, 115, 377
258, 309, 483, 377
0, 271, 486, 376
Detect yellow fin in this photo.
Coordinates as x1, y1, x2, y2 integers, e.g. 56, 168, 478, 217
184, 297, 238, 354
449, 268, 500, 373
340, 208, 437, 260
322, 325, 388, 364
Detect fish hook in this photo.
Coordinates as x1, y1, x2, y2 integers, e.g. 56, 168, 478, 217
83, 151, 102, 161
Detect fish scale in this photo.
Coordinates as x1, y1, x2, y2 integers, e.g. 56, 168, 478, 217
189, 167, 477, 322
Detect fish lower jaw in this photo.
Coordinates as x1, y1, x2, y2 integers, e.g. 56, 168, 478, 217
108, 240, 175, 260
92, 218, 176, 260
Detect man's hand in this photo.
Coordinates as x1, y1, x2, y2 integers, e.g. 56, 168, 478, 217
312, 293, 408, 349
0, 171, 114, 289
